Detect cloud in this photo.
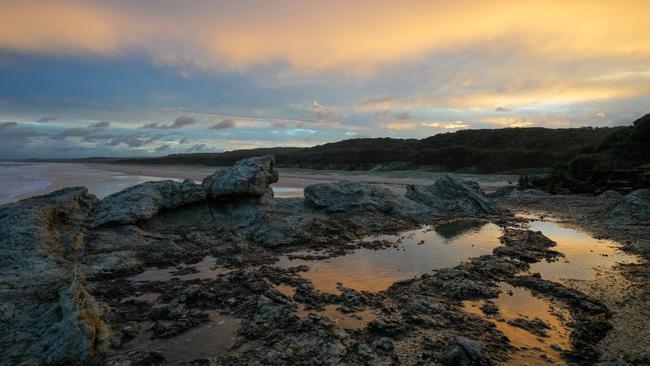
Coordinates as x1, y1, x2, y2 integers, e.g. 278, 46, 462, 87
155, 144, 171, 152
36, 116, 58, 123
141, 116, 195, 129
0, 121, 18, 130
359, 96, 401, 109
107, 135, 159, 147
394, 111, 411, 120
187, 143, 206, 152
210, 119, 236, 130
272, 121, 287, 128
90, 120, 110, 128
385, 122, 416, 130
53, 127, 92, 139
140, 122, 161, 129
312, 101, 335, 120
421, 121, 469, 129
2, 2, 648, 72
170, 115, 195, 128
495, 106, 512, 112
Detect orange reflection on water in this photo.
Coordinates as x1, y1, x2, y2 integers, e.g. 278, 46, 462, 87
464, 283, 571, 365
528, 221, 639, 282
277, 222, 502, 294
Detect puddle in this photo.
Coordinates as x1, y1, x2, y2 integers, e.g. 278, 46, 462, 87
277, 221, 502, 294
122, 310, 240, 364
464, 283, 572, 365
127, 256, 230, 282
273, 284, 296, 297
527, 220, 640, 282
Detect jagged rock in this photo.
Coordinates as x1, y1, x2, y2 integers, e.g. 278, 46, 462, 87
0, 187, 109, 365
446, 336, 488, 366
599, 190, 623, 200
202, 155, 279, 201
406, 174, 498, 214
494, 228, 561, 263
602, 189, 650, 224
94, 179, 205, 226
491, 186, 549, 200
304, 182, 427, 216
507, 317, 551, 337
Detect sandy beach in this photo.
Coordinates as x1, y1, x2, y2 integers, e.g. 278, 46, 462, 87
1, 162, 517, 205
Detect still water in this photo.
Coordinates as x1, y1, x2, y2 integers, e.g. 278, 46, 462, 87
277, 220, 503, 293
278, 216, 640, 365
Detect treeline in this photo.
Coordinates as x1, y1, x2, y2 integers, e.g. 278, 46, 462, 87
39, 115, 649, 177
520, 114, 650, 193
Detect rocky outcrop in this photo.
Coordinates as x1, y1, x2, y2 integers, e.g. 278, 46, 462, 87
494, 228, 561, 263
491, 186, 550, 200
94, 179, 205, 226
304, 182, 427, 216
0, 187, 109, 365
598, 190, 623, 200
202, 155, 278, 201
601, 189, 650, 224
406, 174, 498, 214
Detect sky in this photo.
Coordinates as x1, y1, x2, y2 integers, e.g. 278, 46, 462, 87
0, 0, 649, 159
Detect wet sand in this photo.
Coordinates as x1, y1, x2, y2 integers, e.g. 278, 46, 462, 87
91, 162, 517, 195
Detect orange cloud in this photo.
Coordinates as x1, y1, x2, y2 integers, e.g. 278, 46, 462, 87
1, 1, 649, 72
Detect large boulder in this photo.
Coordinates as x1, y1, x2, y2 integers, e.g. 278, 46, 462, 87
406, 174, 498, 214
602, 188, 650, 224
202, 155, 279, 201
0, 187, 109, 365
94, 179, 205, 226
304, 182, 426, 216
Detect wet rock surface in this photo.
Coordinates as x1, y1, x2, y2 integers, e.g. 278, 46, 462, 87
1, 158, 649, 365
202, 155, 279, 201
304, 181, 427, 216
95, 179, 205, 226
602, 188, 650, 224
406, 174, 499, 214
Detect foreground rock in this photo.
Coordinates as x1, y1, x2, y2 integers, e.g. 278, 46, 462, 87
0, 188, 109, 365
304, 181, 427, 216
406, 174, 499, 214
602, 189, 650, 224
94, 179, 205, 226
202, 155, 279, 201
94, 155, 280, 226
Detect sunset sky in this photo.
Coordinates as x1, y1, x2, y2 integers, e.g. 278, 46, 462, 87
1, 0, 649, 158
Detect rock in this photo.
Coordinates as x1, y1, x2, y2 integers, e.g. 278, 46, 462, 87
490, 186, 550, 200
105, 350, 167, 366
602, 189, 650, 224
522, 189, 550, 197
480, 301, 499, 316
494, 229, 561, 263
374, 337, 394, 351
599, 190, 623, 200
94, 179, 205, 226
0, 188, 109, 365
304, 182, 426, 215
446, 336, 488, 366
406, 174, 498, 214
202, 155, 278, 201
507, 317, 551, 337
